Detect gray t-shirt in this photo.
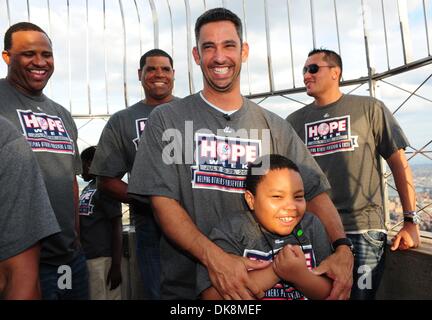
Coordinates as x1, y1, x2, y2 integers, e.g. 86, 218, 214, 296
90, 99, 178, 226
79, 179, 122, 259
0, 79, 81, 265
0, 116, 60, 261
128, 93, 330, 299
287, 94, 409, 231
196, 212, 331, 299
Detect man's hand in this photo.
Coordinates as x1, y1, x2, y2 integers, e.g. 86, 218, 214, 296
312, 246, 353, 300
207, 252, 270, 300
273, 245, 307, 283
107, 264, 122, 290
391, 223, 421, 251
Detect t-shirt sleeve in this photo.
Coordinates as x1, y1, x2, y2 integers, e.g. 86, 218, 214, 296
0, 130, 61, 261
128, 109, 181, 202
196, 223, 244, 296
90, 116, 129, 178
372, 99, 410, 160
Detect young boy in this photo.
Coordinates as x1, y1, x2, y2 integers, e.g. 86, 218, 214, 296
79, 146, 123, 300
197, 154, 333, 300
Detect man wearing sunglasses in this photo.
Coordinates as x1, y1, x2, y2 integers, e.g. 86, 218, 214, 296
287, 48, 420, 299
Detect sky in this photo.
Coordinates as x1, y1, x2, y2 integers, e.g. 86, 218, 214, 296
0, 0, 431, 164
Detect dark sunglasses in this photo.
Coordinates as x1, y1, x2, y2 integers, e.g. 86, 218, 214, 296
302, 64, 335, 75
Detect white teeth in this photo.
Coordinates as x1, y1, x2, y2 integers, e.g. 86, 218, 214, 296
214, 67, 229, 74
279, 217, 294, 222
153, 82, 165, 86
30, 70, 46, 75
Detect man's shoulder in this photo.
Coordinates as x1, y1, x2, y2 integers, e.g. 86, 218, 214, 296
0, 116, 22, 147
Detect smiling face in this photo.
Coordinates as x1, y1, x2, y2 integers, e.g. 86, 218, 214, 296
193, 20, 248, 95
2, 30, 53, 96
139, 55, 174, 105
303, 52, 339, 99
244, 168, 306, 236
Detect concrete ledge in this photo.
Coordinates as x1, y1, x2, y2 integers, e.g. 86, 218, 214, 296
376, 242, 432, 299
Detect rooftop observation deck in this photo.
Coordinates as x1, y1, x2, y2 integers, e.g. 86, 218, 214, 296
1, 0, 431, 300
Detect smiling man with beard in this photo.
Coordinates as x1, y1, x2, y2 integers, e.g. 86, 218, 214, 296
128, 8, 353, 300
0, 22, 87, 300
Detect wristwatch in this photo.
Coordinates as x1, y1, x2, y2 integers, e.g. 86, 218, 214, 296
403, 211, 421, 225
403, 213, 421, 225
331, 237, 355, 255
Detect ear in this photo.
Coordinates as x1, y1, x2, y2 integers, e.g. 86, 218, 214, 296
137, 69, 142, 81
332, 67, 341, 81
241, 42, 249, 63
192, 46, 200, 65
244, 190, 255, 211
2, 50, 10, 65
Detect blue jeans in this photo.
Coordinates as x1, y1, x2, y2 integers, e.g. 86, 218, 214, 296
39, 252, 89, 300
135, 215, 161, 300
348, 231, 387, 300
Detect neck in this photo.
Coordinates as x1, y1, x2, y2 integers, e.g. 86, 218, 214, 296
6, 77, 42, 97
201, 88, 243, 111
143, 95, 174, 106
314, 90, 343, 107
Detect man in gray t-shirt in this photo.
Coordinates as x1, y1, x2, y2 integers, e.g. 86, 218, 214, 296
0, 22, 87, 299
128, 8, 353, 300
90, 49, 178, 299
287, 48, 420, 299
0, 115, 60, 299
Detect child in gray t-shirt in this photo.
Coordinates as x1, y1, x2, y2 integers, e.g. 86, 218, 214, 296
198, 154, 332, 300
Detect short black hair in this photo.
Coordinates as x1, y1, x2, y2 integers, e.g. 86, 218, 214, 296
194, 7, 243, 45
139, 49, 173, 70
4, 22, 51, 51
81, 146, 96, 162
308, 48, 343, 80
245, 154, 300, 195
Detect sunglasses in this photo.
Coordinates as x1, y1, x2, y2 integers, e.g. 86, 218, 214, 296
302, 64, 335, 75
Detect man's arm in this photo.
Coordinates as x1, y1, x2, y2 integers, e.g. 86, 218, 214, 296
0, 244, 41, 300
387, 149, 421, 250
107, 216, 122, 290
97, 176, 129, 203
151, 196, 269, 300
306, 192, 353, 300
201, 265, 277, 300
97, 176, 129, 204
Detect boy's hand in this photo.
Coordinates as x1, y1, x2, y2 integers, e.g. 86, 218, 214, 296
272, 245, 306, 282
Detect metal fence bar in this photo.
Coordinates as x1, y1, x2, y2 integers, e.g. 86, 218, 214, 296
149, 0, 159, 49
166, 0, 174, 58
103, 0, 109, 115
392, 72, 432, 115
381, 0, 391, 70
333, 0, 342, 58
67, 0, 72, 113
86, 0, 91, 115
118, 0, 128, 108
133, 0, 143, 56
26, 0, 30, 21
6, 0, 11, 26
184, 0, 195, 94
423, 0, 431, 56
264, 0, 274, 92
242, 0, 251, 95
286, 0, 295, 87
310, 0, 316, 49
